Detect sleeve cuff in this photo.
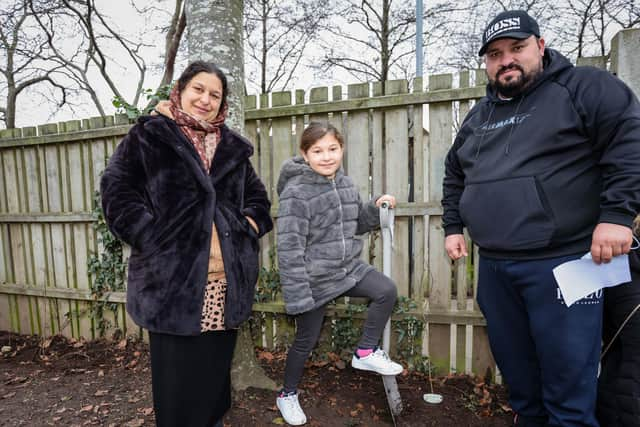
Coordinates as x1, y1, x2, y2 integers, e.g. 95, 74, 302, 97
444, 224, 464, 236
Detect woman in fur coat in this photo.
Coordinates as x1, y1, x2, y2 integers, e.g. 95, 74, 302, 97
100, 61, 272, 427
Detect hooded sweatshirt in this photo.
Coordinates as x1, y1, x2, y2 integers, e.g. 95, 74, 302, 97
442, 49, 640, 260
276, 157, 379, 315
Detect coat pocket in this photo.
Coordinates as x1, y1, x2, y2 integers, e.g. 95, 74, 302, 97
459, 176, 555, 251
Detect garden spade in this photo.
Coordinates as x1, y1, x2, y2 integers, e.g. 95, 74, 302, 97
379, 202, 403, 420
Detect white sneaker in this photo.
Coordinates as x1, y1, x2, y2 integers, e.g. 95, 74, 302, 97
351, 348, 403, 375
276, 392, 307, 425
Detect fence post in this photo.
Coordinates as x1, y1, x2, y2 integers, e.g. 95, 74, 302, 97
610, 28, 640, 96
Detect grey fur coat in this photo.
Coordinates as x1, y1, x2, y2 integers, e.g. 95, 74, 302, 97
276, 156, 380, 315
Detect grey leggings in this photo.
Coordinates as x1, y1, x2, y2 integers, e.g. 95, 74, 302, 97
283, 269, 397, 392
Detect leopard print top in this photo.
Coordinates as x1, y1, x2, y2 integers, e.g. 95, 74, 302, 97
200, 224, 228, 332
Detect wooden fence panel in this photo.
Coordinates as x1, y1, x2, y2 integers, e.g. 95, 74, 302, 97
0, 74, 499, 376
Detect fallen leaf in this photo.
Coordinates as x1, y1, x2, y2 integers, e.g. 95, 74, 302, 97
123, 418, 145, 427
98, 370, 104, 377
140, 407, 154, 416
500, 403, 513, 412
271, 417, 285, 425
80, 405, 93, 412
334, 360, 346, 370
258, 351, 275, 361
52, 417, 62, 422
56, 407, 67, 414
117, 339, 127, 349
2, 392, 16, 399
350, 410, 359, 417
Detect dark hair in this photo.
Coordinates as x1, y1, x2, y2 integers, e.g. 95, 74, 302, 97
300, 121, 344, 153
176, 61, 229, 107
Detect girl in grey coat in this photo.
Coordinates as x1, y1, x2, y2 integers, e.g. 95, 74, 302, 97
275, 122, 403, 426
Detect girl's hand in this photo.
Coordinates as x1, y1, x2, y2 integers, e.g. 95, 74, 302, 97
376, 194, 396, 209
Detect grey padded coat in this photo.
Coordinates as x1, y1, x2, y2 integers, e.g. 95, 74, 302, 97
276, 156, 380, 315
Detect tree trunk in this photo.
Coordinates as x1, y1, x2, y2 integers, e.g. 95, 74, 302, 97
185, 0, 277, 392
186, 0, 246, 131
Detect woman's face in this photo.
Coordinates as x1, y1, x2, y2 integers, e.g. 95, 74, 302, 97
302, 133, 343, 179
180, 72, 223, 121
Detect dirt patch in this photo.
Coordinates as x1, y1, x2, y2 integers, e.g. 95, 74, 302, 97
0, 331, 512, 426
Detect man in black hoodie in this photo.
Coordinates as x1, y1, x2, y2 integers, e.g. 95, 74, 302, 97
442, 10, 640, 427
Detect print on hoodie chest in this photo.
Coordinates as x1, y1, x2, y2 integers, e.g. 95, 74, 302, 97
473, 106, 537, 136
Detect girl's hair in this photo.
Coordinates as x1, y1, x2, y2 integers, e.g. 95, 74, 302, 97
634, 215, 640, 236
176, 61, 229, 107
299, 121, 344, 152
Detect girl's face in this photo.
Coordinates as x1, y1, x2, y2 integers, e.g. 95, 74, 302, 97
180, 72, 223, 121
302, 133, 343, 179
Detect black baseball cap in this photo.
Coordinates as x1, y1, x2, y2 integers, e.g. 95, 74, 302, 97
478, 10, 540, 56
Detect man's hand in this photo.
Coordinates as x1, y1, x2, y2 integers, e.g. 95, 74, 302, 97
591, 222, 633, 264
445, 234, 468, 260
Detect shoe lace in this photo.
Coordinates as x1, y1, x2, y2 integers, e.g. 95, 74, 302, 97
373, 349, 391, 360
282, 394, 301, 412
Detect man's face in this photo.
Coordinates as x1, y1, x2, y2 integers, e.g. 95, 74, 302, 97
484, 35, 545, 98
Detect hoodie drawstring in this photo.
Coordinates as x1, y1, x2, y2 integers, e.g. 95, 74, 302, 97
504, 95, 525, 156
475, 103, 496, 159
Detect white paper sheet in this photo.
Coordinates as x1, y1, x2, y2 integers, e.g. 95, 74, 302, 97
552, 253, 631, 307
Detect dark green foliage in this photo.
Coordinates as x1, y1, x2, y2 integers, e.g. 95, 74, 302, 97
87, 190, 126, 337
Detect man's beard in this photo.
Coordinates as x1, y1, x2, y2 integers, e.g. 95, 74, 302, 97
489, 62, 543, 98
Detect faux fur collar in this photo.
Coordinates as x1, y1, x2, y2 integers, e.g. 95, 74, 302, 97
138, 115, 254, 188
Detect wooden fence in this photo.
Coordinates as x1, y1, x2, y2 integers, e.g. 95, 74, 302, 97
9, 43, 633, 376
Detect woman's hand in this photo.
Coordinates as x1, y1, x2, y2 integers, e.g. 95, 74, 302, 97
152, 100, 173, 119
375, 194, 396, 209
245, 216, 259, 233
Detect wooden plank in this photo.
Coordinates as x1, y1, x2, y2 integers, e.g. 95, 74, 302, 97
0, 150, 6, 213
264, 313, 274, 349
3, 149, 20, 212
345, 83, 372, 281
0, 224, 7, 284
294, 90, 305, 157
472, 325, 496, 379
0, 294, 11, 331
271, 92, 294, 195
412, 80, 427, 302
244, 95, 259, 172
428, 320, 450, 375
8, 295, 19, 332
384, 80, 410, 298
427, 74, 454, 311
456, 324, 466, 374
370, 102, 383, 272
258, 94, 274, 269
309, 86, 329, 124
16, 295, 34, 335
68, 140, 92, 338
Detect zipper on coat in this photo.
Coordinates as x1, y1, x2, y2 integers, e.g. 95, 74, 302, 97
331, 178, 347, 261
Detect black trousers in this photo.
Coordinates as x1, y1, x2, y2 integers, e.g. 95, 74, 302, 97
149, 329, 238, 427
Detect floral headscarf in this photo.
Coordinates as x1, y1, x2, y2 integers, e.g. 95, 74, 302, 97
168, 85, 228, 172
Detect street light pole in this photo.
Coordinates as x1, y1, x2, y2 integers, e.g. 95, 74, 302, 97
416, 0, 423, 77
